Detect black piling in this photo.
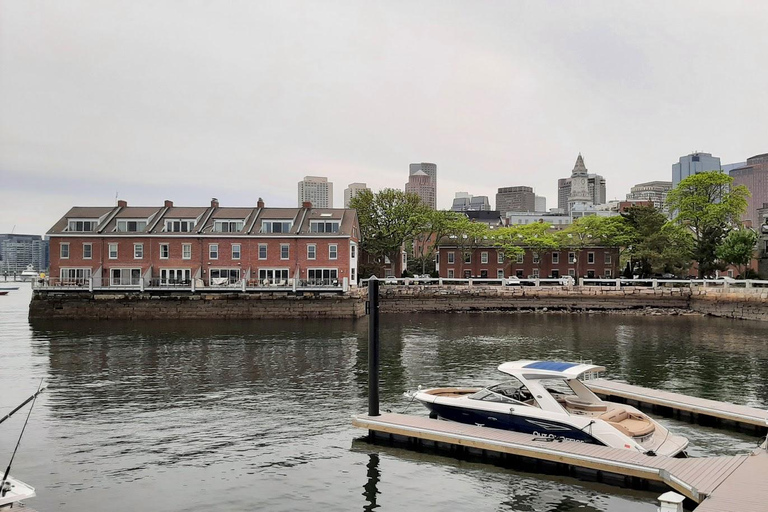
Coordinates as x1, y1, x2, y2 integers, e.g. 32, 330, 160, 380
367, 277, 380, 417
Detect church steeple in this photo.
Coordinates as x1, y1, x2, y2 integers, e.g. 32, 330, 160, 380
571, 153, 588, 177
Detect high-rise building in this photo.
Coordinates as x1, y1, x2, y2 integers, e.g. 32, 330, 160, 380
298, 176, 333, 208
730, 153, 768, 227
451, 192, 490, 212
496, 186, 535, 216
672, 152, 721, 187
344, 182, 369, 208
405, 171, 436, 209
556, 154, 606, 214
409, 163, 437, 208
626, 181, 673, 212
0, 234, 48, 274
535, 195, 547, 212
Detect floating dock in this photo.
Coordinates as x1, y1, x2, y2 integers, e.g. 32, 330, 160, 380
353, 381, 768, 511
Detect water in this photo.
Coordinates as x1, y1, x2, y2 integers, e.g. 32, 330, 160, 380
2, 287, 768, 511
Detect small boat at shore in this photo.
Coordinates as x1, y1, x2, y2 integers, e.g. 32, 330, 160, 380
20, 265, 39, 281
412, 360, 689, 457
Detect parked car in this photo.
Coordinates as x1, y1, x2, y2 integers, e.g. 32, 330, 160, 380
505, 277, 522, 286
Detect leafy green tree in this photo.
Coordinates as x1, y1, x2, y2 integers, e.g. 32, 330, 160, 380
447, 216, 491, 276
621, 205, 694, 277
349, 188, 431, 278
411, 210, 465, 275
666, 171, 749, 278
716, 229, 758, 278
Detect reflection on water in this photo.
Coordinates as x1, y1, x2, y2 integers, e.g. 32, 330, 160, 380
2, 287, 768, 511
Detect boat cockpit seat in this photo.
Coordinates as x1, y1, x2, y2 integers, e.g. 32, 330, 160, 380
564, 396, 607, 413
599, 407, 655, 438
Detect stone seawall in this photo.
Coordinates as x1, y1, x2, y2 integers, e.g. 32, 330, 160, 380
689, 288, 768, 322
29, 291, 366, 319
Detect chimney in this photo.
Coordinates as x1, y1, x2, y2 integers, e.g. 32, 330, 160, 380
164, 200, 173, 208
302, 201, 312, 209
257, 197, 265, 208
211, 198, 219, 208
117, 200, 127, 208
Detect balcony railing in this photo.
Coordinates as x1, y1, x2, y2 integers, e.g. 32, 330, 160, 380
34, 276, 348, 292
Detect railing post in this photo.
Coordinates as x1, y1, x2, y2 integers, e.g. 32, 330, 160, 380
746, 279, 753, 289
242, 279, 246, 292
89, 277, 93, 292
140, 278, 145, 292
652, 279, 658, 289
578, 277, 584, 287
343, 277, 349, 292
367, 277, 380, 417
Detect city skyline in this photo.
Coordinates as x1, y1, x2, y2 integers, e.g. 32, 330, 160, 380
2, 2, 767, 235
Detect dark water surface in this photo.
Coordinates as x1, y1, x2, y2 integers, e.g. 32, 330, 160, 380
2, 287, 768, 511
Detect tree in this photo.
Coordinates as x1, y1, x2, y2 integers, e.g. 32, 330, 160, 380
411, 210, 465, 275
716, 229, 758, 278
666, 171, 750, 278
447, 216, 490, 277
350, 188, 431, 278
621, 205, 694, 277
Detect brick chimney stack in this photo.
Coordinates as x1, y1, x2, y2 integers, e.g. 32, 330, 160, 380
164, 200, 174, 208
257, 197, 265, 208
302, 201, 312, 209
211, 198, 219, 208
117, 200, 127, 208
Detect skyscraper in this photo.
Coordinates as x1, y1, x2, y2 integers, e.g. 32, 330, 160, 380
626, 181, 673, 212
409, 163, 437, 208
730, 153, 768, 226
0, 234, 48, 273
451, 192, 490, 211
298, 176, 333, 208
496, 186, 535, 216
557, 154, 605, 214
344, 182, 370, 208
672, 152, 721, 187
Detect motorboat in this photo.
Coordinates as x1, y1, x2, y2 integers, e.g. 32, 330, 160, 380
0, 476, 36, 508
413, 360, 689, 457
20, 265, 39, 281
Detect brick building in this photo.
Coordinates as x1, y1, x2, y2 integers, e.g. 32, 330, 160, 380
47, 198, 360, 287
436, 243, 619, 280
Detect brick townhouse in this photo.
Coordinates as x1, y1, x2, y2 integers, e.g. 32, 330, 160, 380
437, 243, 619, 279
47, 198, 360, 287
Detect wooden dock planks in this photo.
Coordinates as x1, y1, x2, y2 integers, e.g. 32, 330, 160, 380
586, 379, 768, 428
692, 450, 768, 512
353, 412, 756, 505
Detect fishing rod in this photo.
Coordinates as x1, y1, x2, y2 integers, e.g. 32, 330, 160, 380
1, 380, 45, 497
0, 385, 47, 426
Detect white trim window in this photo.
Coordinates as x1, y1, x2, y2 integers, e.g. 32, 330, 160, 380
209, 243, 219, 260
182, 243, 192, 260
307, 244, 316, 260
481, 252, 488, 264
108, 243, 118, 259
329, 244, 338, 260
532, 268, 540, 278
310, 221, 340, 233
258, 244, 267, 260
497, 252, 504, 264
60, 242, 70, 259
280, 244, 289, 260
210, 268, 240, 285
213, 220, 243, 233
533, 252, 540, 264
160, 268, 191, 285
447, 269, 455, 278
83, 243, 92, 259
604, 253, 612, 264
552, 252, 560, 264
260, 220, 292, 233
60, 268, 91, 285
67, 219, 97, 232
116, 220, 147, 232
351, 245, 356, 258
447, 252, 455, 264
569, 252, 576, 264
464, 253, 471, 264
164, 220, 194, 232
134, 243, 144, 259
110, 268, 141, 286
232, 244, 241, 260
307, 268, 338, 285
516, 253, 524, 264
497, 269, 504, 278
604, 269, 612, 278
258, 268, 289, 285
159, 244, 169, 259
588, 252, 595, 264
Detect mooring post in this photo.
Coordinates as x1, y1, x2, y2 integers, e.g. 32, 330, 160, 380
367, 277, 380, 417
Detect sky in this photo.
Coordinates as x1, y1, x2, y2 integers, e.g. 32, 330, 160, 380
1, 1, 767, 236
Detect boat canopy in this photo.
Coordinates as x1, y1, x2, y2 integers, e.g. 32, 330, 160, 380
498, 360, 606, 380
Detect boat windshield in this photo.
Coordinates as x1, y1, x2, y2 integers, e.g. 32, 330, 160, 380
468, 382, 532, 405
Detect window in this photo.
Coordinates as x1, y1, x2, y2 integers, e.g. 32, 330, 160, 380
60, 268, 91, 284
60, 243, 70, 259
533, 252, 540, 264
604, 269, 612, 278
481, 252, 488, 264
464, 253, 471, 264
158, 244, 169, 259
213, 220, 243, 233
258, 268, 289, 285
310, 221, 340, 233
260, 220, 292, 233
604, 253, 612, 264
351, 245, 356, 258
532, 268, 540, 278
516, 253, 524, 263
160, 268, 191, 285
109, 243, 118, 259
210, 268, 240, 285
480, 270, 488, 278
497, 252, 504, 264
258, 244, 267, 259
68, 220, 97, 232
351, 268, 356, 281
209, 243, 219, 259
281, 244, 289, 260
497, 269, 504, 278
232, 244, 241, 260
329, 244, 338, 260
116, 220, 147, 232
516, 269, 524, 278
552, 252, 560, 264
307, 244, 316, 260
588, 252, 595, 264
83, 243, 92, 259
569, 252, 576, 264
135, 243, 145, 259
447, 252, 455, 264
165, 220, 194, 232
182, 243, 192, 260
110, 268, 141, 286
447, 269, 455, 278
307, 268, 338, 284
569, 268, 576, 277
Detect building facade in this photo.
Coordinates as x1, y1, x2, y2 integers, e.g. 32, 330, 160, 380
729, 153, 768, 227
344, 182, 370, 208
1, 234, 48, 274
298, 176, 333, 208
409, 162, 437, 208
451, 192, 491, 211
47, 199, 360, 288
557, 156, 606, 214
626, 181, 673, 213
672, 152, 721, 187
535, 195, 547, 212
496, 186, 535, 216
405, 171, 436, 209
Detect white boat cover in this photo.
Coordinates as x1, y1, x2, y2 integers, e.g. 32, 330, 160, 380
498, 360, 606, 379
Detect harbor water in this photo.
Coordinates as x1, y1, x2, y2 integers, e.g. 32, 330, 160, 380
2, 286, 768, 511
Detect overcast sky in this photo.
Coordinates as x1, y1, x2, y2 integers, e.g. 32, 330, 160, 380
2, 1, 766, 235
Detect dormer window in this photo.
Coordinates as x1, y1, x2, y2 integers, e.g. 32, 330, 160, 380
213, 220, 243, 233
165, 219, 195, 232
67, 220, 97, 232
260, 220, 292, 233
310, 220, 340, 233
116, 220, 147, 232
